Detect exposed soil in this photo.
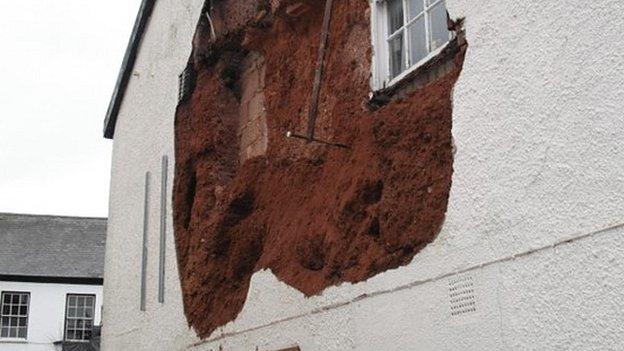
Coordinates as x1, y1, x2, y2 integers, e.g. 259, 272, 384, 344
173, 0, 466, 338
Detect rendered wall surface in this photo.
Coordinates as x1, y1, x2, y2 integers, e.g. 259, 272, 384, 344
103, 0, 624, 350
0, 281, 102, 351
101, 1, 204, 350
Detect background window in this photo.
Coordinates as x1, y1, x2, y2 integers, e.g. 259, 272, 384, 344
0, 291, 30, 339
374, 0, 453, 85
64, 294, 95, 342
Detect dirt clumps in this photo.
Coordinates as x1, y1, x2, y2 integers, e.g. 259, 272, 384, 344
173, 0, 467, 338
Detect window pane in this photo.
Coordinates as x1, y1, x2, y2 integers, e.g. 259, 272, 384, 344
408, 0, 424, 19
19, 306, 27, 316
21, 295, 28, 304
75, 330, 84, 340
2, 294, 9, 304
2, 306, 9, 315
389, 32, 406, 79
429, 1, 450, 51
1, 317, 8, 327
1, 327, 8, 338
408, 15, 428, 65
85, 308, 93, 318
387, 0, 404, 34
67, 319, 76, 330
18, 327, 26, 338
11, 306, 19, 315
69, 307, 77, 317
69, 296, 77, 307
77, 307, 85, 318
9, 326, 17, 338
11, 295, 19, 304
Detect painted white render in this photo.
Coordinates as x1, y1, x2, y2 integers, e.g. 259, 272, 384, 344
101, 1, 204, 350
103, 0, 624, 350
0, 281, 102, 351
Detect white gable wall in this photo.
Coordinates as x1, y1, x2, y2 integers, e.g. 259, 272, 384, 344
0, 281, 102, 351
101, 0, 204, 350
103, 0, 624, 350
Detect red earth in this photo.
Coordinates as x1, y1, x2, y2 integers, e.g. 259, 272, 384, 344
173, 0, 466, 338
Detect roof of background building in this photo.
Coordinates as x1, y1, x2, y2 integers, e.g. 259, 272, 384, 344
104, 0, 156, 139
0, 213, 107, 280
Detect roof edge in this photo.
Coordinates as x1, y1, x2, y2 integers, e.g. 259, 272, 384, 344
103, 0, 157, 139
0, 212, 107, 221
0, 275, 103, 286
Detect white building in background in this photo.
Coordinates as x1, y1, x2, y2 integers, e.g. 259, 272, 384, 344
0, 214, 106, 351
101, 0, 624, 350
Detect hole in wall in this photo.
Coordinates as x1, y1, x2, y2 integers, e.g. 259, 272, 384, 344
172, 0, 467, 338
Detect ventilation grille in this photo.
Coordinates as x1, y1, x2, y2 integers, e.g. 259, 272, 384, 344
448, 274, 476, 317
178, 65, 196, 103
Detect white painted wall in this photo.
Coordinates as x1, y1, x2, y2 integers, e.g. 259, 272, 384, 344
101, 0, 204, 350
0, 281, 102, 351
103, 0, 624, 350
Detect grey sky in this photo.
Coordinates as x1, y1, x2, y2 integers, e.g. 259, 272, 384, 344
0, 0, 141, 217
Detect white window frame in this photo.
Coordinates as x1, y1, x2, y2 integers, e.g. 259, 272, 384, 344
370, 0, 454, 90
0, 291, 30, 341
63, 294, 96, 342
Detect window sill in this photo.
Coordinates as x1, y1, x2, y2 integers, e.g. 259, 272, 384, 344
63, 340, 90, 343
386, 41, 452, 89
0, 338, 28, 343
368, 33, 466, 110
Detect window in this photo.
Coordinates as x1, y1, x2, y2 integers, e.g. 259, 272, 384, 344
0, 291, 30, 339
372, 0, 453, 88
64, 294, 95, 342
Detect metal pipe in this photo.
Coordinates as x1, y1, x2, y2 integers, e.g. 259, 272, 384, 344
286, 131, 349, 149
158, 156, 168, 304
305, 0, 334, 141
140, 171, 150, 312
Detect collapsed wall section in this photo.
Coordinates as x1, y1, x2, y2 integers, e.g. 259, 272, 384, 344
173, 0, 466, 338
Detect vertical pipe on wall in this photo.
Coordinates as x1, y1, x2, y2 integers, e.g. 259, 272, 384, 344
140, 172, 150, 311
158, 156, 168, 303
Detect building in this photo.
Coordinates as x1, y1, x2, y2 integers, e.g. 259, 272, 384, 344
0, 213, 106, 351
102, 0, 624, 350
